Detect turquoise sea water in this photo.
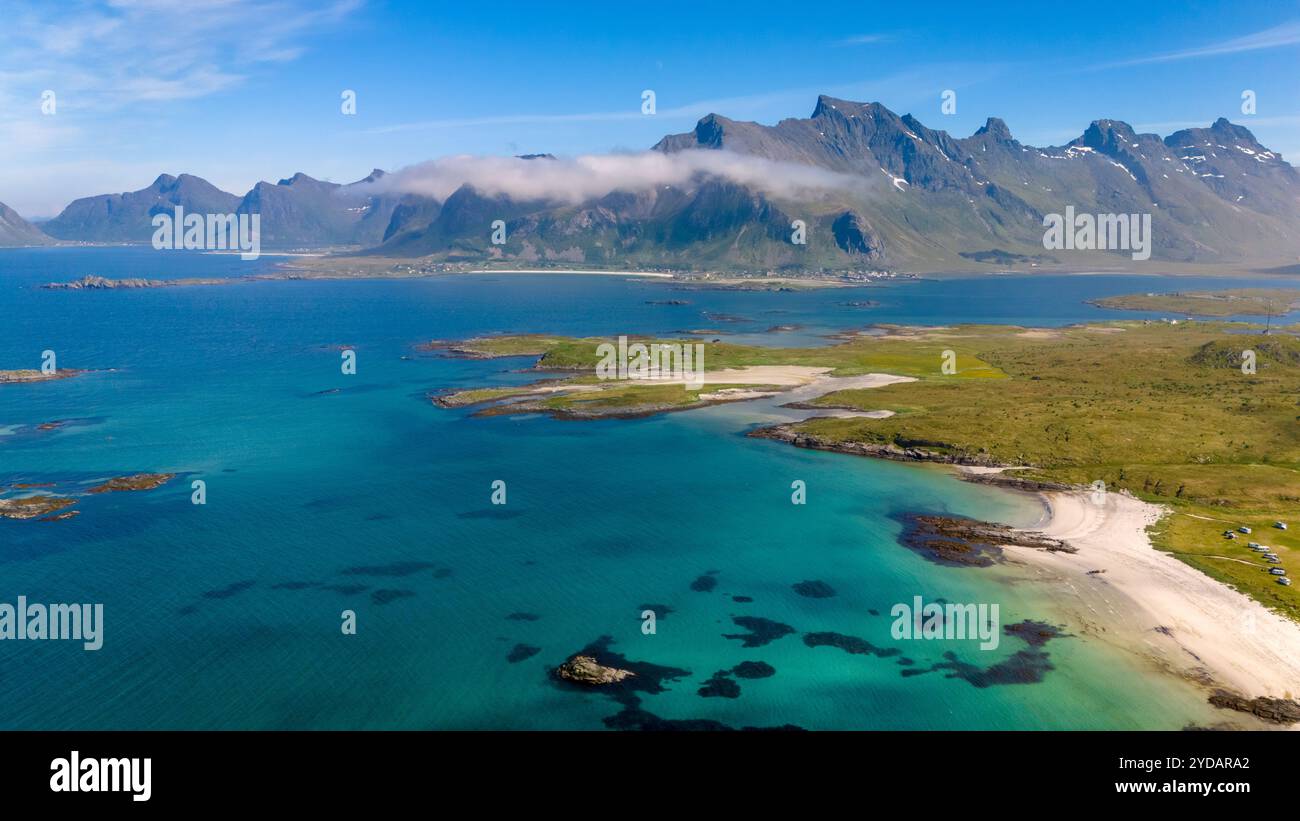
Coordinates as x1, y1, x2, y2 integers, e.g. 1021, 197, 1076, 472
2, 248, 1296, 730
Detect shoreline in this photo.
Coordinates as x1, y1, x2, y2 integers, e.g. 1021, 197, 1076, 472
747, 409, 1300, 720
429, 268, 675, 278
986, 478, 1300, 712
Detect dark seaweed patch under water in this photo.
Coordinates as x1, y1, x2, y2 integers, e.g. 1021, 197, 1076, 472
901, 620, 1070, 687
322, 583, 369, 596
689, 573, 718, 592
638, 603, 674, 619
270, 580, 319, 590
602, 695, 805, 732
732, 661, 776, 679
201, 580, 256, 599
371, 588, 416, 605
804, 631, 903, 660
340, 561, 438, 577
723, 616, 796, 648
792, 580, 837, 598
698, 671, 742, 699
507, 643, 541, 664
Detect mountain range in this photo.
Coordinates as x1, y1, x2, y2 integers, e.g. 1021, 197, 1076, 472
0, 201, 53, 246
4, 95, 1299, 272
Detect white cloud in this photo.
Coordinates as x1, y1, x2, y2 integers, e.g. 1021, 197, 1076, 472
363, 150, 869, 204
0, 0, 361, 214
366, 65, 1003, 135
836, 34, 893, 46
1099, 20, 1300, 68
0, 0, 361, 110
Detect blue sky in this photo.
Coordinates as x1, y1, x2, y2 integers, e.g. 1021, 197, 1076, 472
2, 0, 1299, 216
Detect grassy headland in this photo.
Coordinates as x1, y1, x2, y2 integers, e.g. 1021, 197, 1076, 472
432, 319, 1300, 619
1090, 287, 1300, 318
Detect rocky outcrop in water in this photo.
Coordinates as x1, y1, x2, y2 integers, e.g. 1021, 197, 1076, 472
1208, 690, 1300, 724
555, 655, 636, 686
87, 473, 175, 493
748, 424, 1004, 467
0, 369, 86, 384
0, 496, 78, 520
895, 513, 1072, 568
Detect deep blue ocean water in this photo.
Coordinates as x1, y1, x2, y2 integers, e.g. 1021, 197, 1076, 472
2, 248, 1296, 729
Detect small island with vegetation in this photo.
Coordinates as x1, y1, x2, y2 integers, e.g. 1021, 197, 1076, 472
0, 473, 175, 522
0, 368, 86, 384
1089, 287, 1300, 318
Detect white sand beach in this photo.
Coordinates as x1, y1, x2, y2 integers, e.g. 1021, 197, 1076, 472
457, 268, 674, 278
1001, 486, 1300, 702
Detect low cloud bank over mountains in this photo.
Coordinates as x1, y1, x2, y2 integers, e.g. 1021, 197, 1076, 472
5, 95, 1299, 272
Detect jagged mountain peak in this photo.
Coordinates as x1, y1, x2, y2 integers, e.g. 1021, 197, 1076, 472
1166, 118, 1266, 151
1069, 119, 1155, 157
973, 117, 1013, 142
151, 173, 225, 195
693, 113, 734, 147
276, 172, 324, 187
811, 95, 892, 120
30, 94, 1300, 266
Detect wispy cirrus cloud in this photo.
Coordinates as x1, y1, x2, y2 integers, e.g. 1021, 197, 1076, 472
0, 0, 363, 215
365, 65, 1003, 135
1097, 20, 1300, 68
0, 0, 362, 109
835, 33, 894, 46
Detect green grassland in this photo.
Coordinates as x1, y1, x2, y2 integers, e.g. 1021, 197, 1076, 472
434, 320, 1300, 619
443, 328, 1008, 378
797, 322, 1300, 620
434, 328, 1005, 415
1090, 287, 1300, 317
